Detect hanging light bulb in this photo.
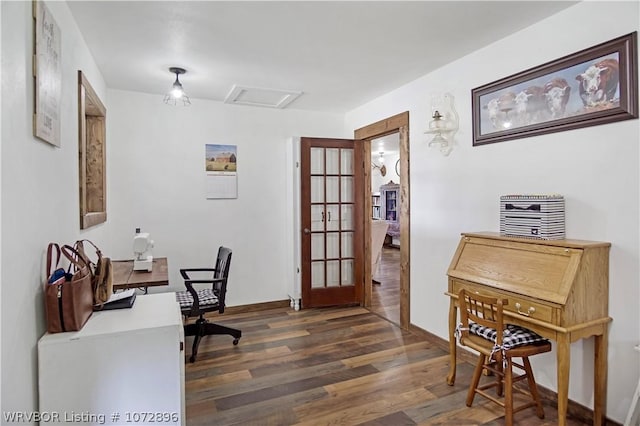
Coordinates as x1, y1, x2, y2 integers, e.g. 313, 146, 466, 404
170, 81, 184, 99
163, 67, 191, 106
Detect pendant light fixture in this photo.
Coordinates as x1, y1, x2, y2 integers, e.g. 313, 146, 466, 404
163, 67, 191, 106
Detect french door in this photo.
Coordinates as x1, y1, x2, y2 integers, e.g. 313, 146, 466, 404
300, 137, 364, 308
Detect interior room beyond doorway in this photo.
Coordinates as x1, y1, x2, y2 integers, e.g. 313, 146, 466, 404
371, 133, 400, 248
370, 133, 400, 325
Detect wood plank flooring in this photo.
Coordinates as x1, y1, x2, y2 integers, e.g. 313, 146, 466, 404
371, 246, 400, 325
185, 305, 589, 425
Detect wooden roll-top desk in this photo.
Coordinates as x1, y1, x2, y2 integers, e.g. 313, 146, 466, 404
445, 232, 611, 426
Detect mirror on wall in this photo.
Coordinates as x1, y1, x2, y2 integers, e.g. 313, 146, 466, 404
78, 71, 107, 229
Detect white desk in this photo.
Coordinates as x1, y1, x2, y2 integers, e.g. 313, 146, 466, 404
38, 293, 185, 425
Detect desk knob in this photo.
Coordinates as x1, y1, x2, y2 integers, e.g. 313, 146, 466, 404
515, 302, 536, 317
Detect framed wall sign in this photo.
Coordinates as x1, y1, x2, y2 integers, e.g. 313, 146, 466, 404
472, 32, 638, 146
33, 0, 62, 147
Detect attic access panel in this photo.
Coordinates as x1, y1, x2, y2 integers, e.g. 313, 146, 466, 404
224, 85, 302, 109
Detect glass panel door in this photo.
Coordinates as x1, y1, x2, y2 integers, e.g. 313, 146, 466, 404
309, 146, 355, 291
301, 138, 363, 308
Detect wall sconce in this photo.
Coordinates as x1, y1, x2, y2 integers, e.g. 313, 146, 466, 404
163, 67, 191, 106
425, 93, 458, 156
371, 151, 386, 176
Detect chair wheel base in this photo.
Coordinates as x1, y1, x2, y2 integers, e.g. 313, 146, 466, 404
233, 338, 240, 345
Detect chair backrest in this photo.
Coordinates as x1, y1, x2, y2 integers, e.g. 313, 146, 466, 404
459, 289, 508, 346
214, 246, 232, 313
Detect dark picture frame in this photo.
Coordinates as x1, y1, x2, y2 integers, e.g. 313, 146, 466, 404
472, 32, 637, 146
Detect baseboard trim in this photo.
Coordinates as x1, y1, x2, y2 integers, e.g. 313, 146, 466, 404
223, 299, 291, 315
408, 322, 621, 426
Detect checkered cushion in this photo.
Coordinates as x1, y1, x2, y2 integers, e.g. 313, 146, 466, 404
469, 322, 548, 350
175, 288, 219, 309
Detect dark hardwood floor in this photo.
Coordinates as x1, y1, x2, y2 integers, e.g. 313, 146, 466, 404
184, 303, 589, 425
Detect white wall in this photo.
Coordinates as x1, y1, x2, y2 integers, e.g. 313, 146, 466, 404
105, 90, 346, 305
1, 0, 4, 411
345, 2, 639, 422
1, 0, 108, 416
1, 0, 345, 416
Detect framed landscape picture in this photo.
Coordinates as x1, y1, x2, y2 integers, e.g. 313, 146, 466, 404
472, 32, 637, 146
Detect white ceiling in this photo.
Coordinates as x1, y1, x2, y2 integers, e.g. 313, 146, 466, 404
67, 1, 577, 113
372, 133, 400, 158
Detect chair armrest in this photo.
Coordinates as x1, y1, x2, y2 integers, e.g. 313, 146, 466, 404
183, 277, 224, 317
180, 268, 217, 280
184, 278, 223, 285
183, 280, 200, 317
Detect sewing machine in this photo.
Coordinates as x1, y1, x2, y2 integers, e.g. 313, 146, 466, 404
133, 232, 154, 272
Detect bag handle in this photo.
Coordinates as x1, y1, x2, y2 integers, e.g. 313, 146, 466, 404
77, 239, 101, 254
75, 239, 103, 265
505, 203, 541, 211
46, 243, 62, 277
61, 244, 90, 271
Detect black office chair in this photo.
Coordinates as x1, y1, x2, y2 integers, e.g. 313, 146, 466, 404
175, 246, 241, 362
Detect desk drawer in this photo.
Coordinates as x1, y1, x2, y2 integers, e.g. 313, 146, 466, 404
450, 279, 556, 324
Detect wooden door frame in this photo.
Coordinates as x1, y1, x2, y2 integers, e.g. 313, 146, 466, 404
355, 112, 410, 330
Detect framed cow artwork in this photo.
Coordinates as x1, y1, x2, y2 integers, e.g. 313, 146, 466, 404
472, 32, 637, 146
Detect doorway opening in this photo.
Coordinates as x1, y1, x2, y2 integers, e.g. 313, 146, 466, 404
355, 112, 410, 330
370, 133, 401, 325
